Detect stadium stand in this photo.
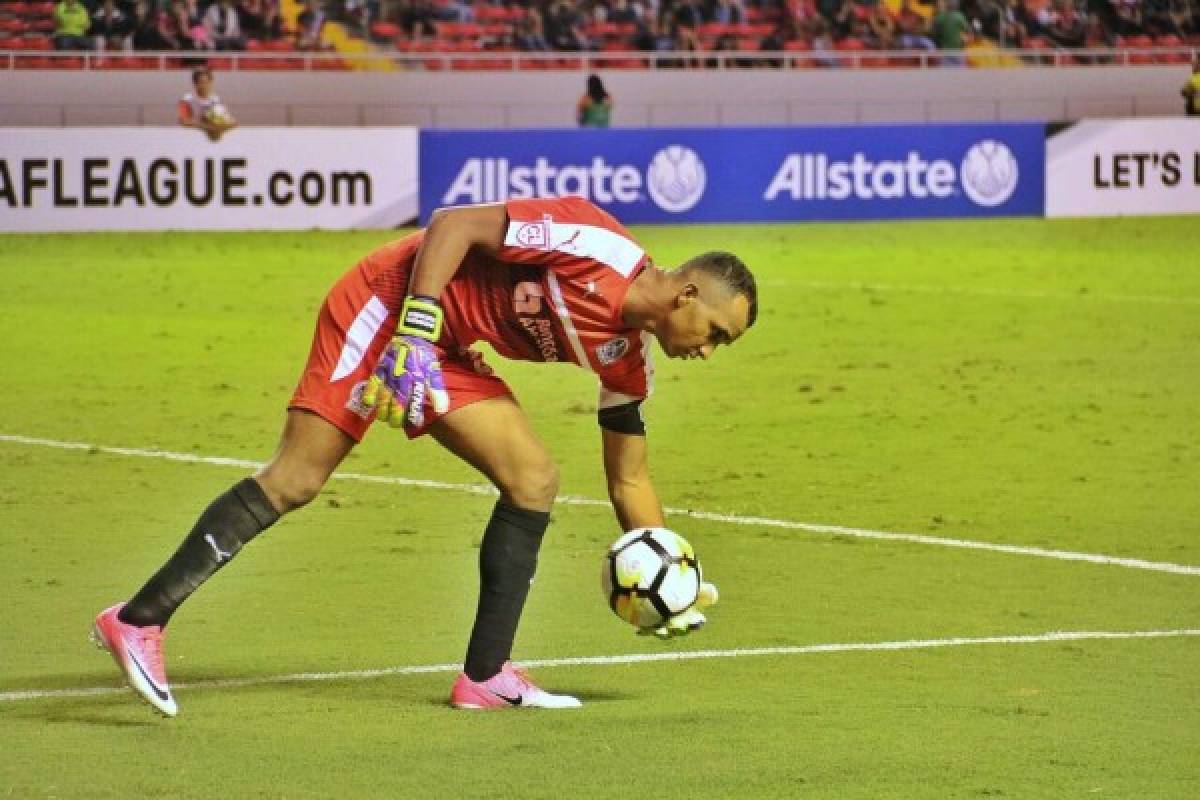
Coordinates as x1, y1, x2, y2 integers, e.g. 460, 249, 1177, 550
0, 0, 1195, 69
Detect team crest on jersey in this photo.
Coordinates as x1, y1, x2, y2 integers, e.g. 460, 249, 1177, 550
514, 215, 553, 250
596, 337, 630, 366
345, 379, 372, 419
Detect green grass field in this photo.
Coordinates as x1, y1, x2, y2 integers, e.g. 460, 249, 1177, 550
1, 218, 1197, 799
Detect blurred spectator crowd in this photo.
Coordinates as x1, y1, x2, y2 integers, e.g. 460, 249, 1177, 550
2, 0, 1195, 59
0, 0, 327, 51
356, 0, 1200, 59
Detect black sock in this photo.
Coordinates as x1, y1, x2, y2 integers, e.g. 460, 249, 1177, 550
118, 477, 281, 628
463, 501, 550, 682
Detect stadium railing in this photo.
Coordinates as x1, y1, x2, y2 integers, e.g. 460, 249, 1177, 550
0, 45, 1195, 71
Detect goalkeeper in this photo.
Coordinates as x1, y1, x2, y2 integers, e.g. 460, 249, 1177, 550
92, 196, 757, 715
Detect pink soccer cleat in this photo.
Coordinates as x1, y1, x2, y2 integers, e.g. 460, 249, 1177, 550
450, 661, 582, 710
90, 603, 178, 717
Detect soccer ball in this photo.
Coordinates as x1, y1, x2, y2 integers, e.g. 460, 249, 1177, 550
602, 527, 701, 629
204, 104, 232, 126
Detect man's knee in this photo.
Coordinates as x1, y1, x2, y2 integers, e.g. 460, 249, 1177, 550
501, 458, 560, 510
255, 467, 326, 513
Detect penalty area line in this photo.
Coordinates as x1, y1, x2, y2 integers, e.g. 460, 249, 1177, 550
2, 629, 1198, 704
2, 432, 1200, 577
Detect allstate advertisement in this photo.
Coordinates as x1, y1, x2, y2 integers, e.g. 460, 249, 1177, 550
0, 128, 418, 232
420, 124, 1044, 224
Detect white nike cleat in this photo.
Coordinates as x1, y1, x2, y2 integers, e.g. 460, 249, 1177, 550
91, 603, 178, 717
450, 661, 582, 710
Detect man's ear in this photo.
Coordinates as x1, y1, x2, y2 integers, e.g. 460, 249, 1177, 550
675, 282, 700, 308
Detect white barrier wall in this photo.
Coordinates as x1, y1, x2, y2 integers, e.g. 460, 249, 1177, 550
0, 66, 1189, 128
1046, 119, 1200, 217
0, 127, 418, 231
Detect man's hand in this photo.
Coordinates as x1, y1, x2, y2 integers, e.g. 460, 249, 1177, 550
362, 295, 449, 428
639, 581, 718, 639
362, 336, 449, 428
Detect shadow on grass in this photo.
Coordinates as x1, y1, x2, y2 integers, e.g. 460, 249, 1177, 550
5, 696, 163, 728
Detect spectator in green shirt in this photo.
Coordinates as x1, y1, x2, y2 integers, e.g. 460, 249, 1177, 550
932, 0, 971, 65
55, 0, 93, 50
577, 75, 612, 128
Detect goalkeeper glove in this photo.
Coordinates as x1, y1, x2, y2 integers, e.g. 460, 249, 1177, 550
640, 581, 719, 639
362, 295, 450, 429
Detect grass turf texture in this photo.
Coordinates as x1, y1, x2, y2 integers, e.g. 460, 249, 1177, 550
1, 218, 1197, 799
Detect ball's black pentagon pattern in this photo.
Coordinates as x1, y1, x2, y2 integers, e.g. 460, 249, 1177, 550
605, 528, 701, 627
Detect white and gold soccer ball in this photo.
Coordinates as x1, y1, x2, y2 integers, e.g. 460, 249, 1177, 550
602, 527, 702, 629
204, 103, 232, 126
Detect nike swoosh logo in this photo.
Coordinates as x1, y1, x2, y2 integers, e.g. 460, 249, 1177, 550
490, 691, 522, 706
124, 638, 171, 702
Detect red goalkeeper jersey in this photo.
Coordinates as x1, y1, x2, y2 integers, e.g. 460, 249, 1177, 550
359, 195, 655, 408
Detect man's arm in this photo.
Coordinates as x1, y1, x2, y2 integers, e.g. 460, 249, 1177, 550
408, 202, 508, 299
602, 427, 665, 531
362, 202, 508, 427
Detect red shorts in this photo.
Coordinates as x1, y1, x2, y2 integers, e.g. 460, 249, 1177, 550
289, 264, 511, 442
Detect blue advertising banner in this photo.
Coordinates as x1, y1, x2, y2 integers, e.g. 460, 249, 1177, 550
419, 124, 1045, 224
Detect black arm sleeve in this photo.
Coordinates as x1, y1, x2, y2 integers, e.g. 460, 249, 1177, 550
597, 400, 646, 435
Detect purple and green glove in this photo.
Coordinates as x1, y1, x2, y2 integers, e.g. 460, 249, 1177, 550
362, 295, 450, 429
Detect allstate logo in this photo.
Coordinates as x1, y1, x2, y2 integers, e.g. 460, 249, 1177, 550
960, 140, 1019, 207
646, 146, 706, 213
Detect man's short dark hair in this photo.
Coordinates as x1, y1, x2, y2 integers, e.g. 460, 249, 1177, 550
192, 67, 212, 85
680, 251, 758, 328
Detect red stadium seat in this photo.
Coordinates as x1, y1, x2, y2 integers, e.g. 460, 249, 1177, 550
596, 40, 644, 69
834, 36, 866, 67
1117, 34, 1155, 65
370, 21, 400, 41
1154, 34, 1190, 64
47, 54, 84, 68
785, 38, 821, 68
584, 22, 619, 39
437, 22, 483, 39
697, 22, 731, 39
310, 56, 349, 70
472, 5, 507, 22
14, 54, 52, 67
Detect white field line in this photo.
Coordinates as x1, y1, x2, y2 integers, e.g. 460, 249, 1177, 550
795, 281, 1200, 307
2, 629, 1198, 704
3, 432, 1200, 577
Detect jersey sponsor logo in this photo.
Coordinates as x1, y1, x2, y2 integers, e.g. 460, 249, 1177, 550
763, 140, 1020, 207
646, 146, 707, 213
510, 275, 562, 362
595, 336, 630, 366
440, 146, 707, 214
514, 217, 550, 249
518, 317, 560, 361
344, 379, 373, 420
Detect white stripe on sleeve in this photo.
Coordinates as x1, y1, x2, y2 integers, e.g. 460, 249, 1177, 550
506, 218, 645, 277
